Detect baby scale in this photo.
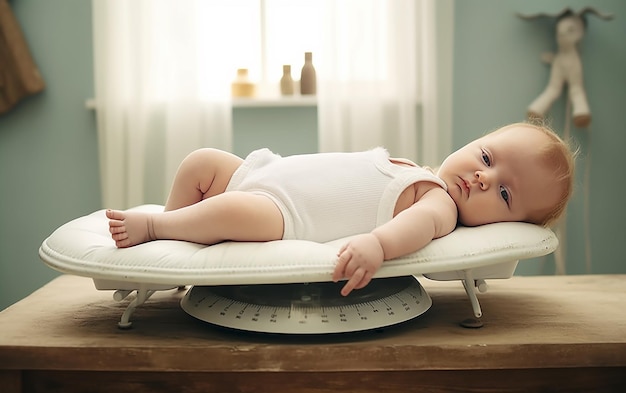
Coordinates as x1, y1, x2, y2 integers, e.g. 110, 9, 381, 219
39, 205, 558, 334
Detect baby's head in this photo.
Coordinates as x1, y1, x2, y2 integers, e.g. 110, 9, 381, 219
437, 122, 575, 227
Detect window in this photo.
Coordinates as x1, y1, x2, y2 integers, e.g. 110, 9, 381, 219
196, 0, 324, 96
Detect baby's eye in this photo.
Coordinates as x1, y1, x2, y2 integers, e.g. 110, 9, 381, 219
499, 186, 510, 204
481, 150, 491, 166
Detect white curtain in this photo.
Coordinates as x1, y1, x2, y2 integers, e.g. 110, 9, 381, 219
92, 0, 233, 209
318, 0, 451, 166
92, 0, 452, 209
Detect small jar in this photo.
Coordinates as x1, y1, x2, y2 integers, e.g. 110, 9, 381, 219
231, 68, 255, 98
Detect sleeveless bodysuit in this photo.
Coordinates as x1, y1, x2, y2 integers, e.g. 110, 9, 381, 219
226, 148, 447, 243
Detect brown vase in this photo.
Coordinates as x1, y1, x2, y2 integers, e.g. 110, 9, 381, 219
299, 52, 316, 95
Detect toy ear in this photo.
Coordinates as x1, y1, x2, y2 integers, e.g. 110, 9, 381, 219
516, 8, 574, 21
578, 6, 614, 21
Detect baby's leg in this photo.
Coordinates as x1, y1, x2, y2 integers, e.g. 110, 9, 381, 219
164, 148, 244, 211
107, 191, 284, 248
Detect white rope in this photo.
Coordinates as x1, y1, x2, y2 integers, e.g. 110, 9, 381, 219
553, 97, 572, 275
583, 126, 592, 273
552, 91, 593, 275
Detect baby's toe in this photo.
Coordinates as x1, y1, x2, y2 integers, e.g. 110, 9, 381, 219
109, 225, 126, 234
105, 209, 125, 220
112, 232, 129, 241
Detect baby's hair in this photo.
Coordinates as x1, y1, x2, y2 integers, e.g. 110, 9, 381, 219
495, 121, 577, 227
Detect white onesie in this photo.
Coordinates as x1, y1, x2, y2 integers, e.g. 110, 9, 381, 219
226, 148, 447, 243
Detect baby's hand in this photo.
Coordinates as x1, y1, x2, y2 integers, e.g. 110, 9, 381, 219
332, 233, 384, 296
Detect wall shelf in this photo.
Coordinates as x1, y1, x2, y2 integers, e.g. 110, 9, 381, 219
232, 95, 317, 108
85, 96, 317, 110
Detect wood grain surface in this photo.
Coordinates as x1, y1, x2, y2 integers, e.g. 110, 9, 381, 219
1, 274, 625, 392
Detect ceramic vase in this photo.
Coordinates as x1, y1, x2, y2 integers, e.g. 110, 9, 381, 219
280, 65, 294, 95
299, 52, 316, 95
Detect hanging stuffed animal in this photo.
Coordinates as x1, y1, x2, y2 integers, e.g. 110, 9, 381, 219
518, 7, 613, 128
0, 0, 45, 115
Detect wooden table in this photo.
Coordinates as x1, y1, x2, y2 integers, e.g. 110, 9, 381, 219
1, 274, 625, 392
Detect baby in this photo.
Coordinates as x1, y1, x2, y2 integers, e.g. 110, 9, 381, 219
106, 122, 575, 296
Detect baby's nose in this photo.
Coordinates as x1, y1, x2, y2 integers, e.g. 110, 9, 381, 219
474, 171, 490, 190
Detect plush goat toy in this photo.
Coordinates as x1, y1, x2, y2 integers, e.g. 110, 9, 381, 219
518, 7, 613, 128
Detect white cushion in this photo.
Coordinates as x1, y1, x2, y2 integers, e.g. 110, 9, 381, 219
39, 205, 558, 287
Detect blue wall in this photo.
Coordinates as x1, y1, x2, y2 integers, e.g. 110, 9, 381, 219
452, 0, 626, 276
1, 0, 624, 310
0, 0, 100, 309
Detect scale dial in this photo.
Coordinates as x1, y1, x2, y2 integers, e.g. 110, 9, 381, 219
181, 276, 431, 334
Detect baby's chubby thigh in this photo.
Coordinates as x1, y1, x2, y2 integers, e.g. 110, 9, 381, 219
196, 190, 285, 243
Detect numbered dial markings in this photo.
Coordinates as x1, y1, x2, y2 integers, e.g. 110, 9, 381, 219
181, 276, 431, 334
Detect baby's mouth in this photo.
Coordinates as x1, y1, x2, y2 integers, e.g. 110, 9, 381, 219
459, 177, 470, 196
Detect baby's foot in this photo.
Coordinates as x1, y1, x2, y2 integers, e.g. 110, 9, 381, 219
106, 209, 156, 248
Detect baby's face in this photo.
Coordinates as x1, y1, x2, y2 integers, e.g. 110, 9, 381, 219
437, 125, 562, 226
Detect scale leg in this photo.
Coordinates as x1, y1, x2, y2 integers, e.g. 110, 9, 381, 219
462, 270, 483, 318
116, 286, 156, 329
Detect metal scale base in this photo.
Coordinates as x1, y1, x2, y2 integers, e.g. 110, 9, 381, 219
181, 276, 431, 334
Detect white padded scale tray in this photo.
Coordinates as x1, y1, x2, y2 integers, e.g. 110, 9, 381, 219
40, 205, 558, 286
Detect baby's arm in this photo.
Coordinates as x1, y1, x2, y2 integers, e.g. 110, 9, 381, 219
333, 186, 457, 296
